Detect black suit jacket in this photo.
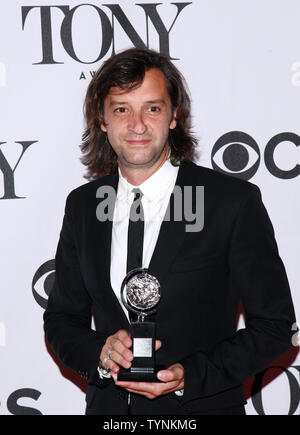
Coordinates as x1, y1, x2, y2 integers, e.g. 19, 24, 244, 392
44, 162, 296, 415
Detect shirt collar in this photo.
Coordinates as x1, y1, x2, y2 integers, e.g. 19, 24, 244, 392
117, 157, 178, 203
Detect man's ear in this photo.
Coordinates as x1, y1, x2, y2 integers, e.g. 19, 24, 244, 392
170, 108, 177, 130
99, 115, 107, 132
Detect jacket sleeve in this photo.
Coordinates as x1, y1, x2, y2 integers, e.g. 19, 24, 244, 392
43, 193, 108, 385
179, 184, 297, 404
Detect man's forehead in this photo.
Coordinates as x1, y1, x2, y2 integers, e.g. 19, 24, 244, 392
105, 68, 169, 97
107, 84, 140, 96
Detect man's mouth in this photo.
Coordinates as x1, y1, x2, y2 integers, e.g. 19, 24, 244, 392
125, 139, 151, 145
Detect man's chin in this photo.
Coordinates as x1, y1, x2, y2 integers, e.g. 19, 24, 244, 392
121, 153, 156, 168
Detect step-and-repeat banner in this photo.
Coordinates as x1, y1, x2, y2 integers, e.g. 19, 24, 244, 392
0, 0, 299, 415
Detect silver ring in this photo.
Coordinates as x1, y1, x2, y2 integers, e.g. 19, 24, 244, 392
107, 348, 113, 359
102, 357, 109, 369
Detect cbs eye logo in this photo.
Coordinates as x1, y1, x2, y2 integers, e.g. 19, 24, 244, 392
211, 131, 300, 180
32, 260, 55, 309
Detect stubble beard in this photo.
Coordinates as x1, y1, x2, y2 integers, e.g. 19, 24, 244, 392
119, 141, 169, 172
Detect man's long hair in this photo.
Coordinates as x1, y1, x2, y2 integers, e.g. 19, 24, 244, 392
81, 47, 198, 180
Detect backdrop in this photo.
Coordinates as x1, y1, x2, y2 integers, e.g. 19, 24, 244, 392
0, 0, 299, 415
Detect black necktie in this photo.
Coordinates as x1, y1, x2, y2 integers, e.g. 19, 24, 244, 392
127, 188, 144, 322
127, 188, 144, 273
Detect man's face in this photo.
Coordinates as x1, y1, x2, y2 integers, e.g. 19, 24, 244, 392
100, 68, 177, 172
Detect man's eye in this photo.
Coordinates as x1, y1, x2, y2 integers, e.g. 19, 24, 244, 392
115, 107, 127, 113
148, 106, 160, 113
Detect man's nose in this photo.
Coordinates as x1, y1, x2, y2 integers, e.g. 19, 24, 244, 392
128, 111, 147, 135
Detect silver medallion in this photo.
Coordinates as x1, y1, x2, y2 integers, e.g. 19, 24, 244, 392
126, 271, 161, 311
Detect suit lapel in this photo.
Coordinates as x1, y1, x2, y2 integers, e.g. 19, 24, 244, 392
93, 172, 130, 328
148, 163, 188, 284
101, 173, 118, 290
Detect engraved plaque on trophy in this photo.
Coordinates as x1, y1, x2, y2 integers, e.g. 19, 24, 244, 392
118, 268, 163, 382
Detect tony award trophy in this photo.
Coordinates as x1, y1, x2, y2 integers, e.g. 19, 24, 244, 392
118, 268, 162, 382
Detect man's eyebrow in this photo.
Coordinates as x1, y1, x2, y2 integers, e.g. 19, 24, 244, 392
109, 101, 127, 107
145, 99, 167, 105
109, 99, 167, 106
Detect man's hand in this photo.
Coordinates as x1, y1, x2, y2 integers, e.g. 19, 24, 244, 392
100, 330, 184, 399
112, 363, 184, 400
99, 329, 162, 374
99, 329, 133, 374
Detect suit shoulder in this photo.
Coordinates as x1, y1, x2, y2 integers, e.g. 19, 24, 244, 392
184, 161, 260, 198
66, 173, 117, 206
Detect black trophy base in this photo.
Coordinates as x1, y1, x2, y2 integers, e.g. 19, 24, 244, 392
118, 366, 164, 382
117, 322, 164, 382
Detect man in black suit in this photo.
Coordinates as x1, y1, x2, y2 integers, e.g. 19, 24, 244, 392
44, 48, 296, 415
